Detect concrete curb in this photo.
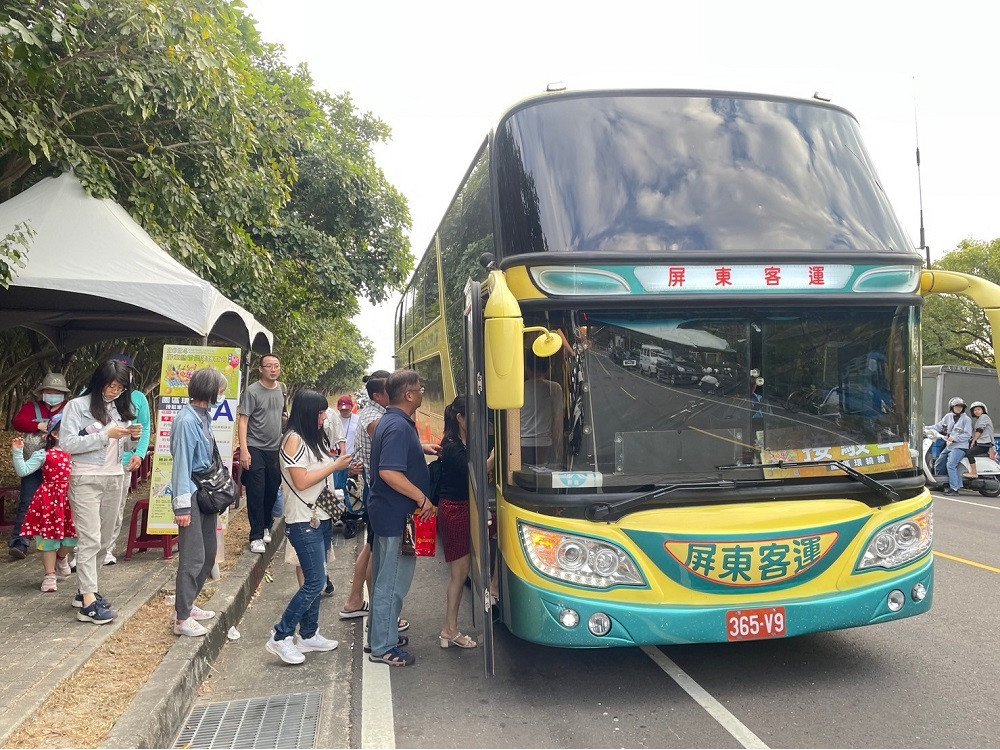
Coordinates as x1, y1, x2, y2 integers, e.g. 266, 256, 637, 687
101, 521, 284, 749
0, 565, 176, 749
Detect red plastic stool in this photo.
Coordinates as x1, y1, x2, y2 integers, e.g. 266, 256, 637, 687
0, 486, 19, 532
124, 499, 177, 560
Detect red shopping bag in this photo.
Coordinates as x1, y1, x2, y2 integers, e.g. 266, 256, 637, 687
413, 514, 437, 557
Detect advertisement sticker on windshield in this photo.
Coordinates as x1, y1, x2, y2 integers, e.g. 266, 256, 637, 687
761, 443, 911, 479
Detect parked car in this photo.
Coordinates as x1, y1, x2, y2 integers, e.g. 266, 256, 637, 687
656, 354, 701, 386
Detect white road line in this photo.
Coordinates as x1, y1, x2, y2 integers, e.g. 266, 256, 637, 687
360, 604, 396, 748
642, 646, 768, 749
933, 494, 1000, 511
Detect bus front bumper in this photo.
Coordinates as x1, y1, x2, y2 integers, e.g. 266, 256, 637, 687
503, 558, 933, 647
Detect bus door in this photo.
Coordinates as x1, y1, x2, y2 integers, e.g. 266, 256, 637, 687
463, 279, 495, 676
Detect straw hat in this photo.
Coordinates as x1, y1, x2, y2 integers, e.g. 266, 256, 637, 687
35, 372, 71, 395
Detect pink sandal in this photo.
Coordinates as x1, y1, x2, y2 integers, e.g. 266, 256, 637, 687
439, 631, 477, 649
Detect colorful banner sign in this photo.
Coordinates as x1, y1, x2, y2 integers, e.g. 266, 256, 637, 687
147, 345, 242, 534
760, 442, 911, 480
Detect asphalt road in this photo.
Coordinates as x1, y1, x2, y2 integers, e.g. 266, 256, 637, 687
373, 487, 999, 749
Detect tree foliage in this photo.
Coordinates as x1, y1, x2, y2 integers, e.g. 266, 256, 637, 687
922, 238, 998, 368
0, 0, 411, 406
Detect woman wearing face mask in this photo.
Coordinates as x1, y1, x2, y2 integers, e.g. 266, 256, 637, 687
169, 368, 230, 637
61, 361, 139, 624
10, 373, 72, 560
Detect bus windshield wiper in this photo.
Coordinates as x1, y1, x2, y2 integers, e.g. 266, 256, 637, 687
717, 460, 900, 502
586, 480, 737, 522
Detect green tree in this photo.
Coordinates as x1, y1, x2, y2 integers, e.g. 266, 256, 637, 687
0, 0, 411, 401
922, 238, 999, 368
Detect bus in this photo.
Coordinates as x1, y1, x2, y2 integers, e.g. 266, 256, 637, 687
395, 89, 1000, 675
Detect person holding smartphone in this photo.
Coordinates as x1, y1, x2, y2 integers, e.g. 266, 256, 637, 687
60, 360, 138, 624
265, 390, 353, 664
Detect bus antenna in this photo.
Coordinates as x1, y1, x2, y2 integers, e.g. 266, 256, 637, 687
913, 79, 931, 268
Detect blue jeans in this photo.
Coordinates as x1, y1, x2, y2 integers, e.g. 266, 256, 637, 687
370, 534, 415, 657
935, 448, 967, 491
274, 520, 331, 640
10, 469, 43, 550
271, 487, 284, 520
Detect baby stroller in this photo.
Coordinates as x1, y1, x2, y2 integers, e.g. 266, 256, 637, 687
340, 477, 366, 539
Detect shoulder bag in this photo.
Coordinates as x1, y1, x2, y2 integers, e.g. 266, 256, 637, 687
284, 464, 344, 523
192, 442, 239, 515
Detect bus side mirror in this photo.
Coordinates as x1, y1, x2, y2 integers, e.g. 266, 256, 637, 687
483, 270, 561, 410
485, 317, 525, 409
527, 328, 562, 358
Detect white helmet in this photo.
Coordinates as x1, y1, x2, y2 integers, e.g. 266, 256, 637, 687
948, 396, 966, 410
969, 401, 988, 414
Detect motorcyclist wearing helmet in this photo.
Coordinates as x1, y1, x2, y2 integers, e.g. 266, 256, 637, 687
931, 397, 974, 494
964, 401, 997, 479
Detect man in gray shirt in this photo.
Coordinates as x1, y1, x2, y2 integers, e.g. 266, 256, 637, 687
238, 353, 285, 552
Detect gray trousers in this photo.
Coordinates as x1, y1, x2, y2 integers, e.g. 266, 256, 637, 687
69, 474, 125, 595
175, 496, 218, 622
105, 474, 131, 558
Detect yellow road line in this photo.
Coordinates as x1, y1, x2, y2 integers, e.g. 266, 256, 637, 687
936, 551, 1000, 574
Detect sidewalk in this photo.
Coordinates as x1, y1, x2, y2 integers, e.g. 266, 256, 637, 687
169, 532, 359, 749
0, 491, 176, 747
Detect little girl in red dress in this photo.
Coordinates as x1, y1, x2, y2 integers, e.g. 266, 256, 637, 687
13, 414, 76, 592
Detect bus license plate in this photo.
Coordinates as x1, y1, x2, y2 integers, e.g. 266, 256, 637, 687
726, 607, 787, 642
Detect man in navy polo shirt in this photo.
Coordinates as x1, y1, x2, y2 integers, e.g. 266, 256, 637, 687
367, 369, 437, 666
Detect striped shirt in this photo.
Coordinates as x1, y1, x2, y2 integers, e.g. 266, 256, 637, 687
355, 401, 385, 478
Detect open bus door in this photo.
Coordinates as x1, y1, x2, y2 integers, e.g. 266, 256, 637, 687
464, 278, 495, 676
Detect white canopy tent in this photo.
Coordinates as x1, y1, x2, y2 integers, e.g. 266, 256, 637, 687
0, 172, 273, 353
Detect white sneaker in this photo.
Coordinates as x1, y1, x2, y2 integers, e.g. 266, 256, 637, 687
55, 556, 72, 578
250, 539, 266, 554
263, 529, 272, 544
174, 617, 208, 637
103, 550, 117, 566
296, 633, 339, 652
190, 605, 216, 621
265, 635, 305, 664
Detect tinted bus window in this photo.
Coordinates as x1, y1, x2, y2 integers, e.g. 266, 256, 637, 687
413, 353, 446, 441
494, 93, 913, 257
441, 141, 493, 392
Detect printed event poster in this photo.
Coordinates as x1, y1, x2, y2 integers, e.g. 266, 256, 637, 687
147, 345, 242, 534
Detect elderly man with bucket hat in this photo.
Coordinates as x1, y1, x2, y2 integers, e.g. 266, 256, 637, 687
10, 372, 71, 559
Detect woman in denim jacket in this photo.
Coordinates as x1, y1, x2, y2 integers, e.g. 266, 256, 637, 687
61, 361, 138, 624
170, 368, 229, 637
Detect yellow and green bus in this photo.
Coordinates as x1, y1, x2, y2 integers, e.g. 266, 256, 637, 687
395, 89, 1000, 675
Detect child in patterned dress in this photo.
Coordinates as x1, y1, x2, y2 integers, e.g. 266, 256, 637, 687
12, 414, 77, 592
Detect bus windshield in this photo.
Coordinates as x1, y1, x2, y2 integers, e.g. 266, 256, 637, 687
494, 93, 913, 256
510, 305, 919, 491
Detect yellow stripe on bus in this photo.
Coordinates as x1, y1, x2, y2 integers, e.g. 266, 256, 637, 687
936, 551, 1000, 574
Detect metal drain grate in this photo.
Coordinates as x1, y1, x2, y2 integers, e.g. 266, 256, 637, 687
174, 692, 321, 749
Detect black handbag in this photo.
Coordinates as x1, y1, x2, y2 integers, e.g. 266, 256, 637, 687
192, 442, 238, 515
315, 484, 343, 523
287, 475, 344, 523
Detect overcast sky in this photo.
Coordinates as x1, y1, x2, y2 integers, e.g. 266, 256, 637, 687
241, 0, 1000, 372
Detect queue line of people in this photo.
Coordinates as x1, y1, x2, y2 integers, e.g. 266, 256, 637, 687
8, 359, 491, 668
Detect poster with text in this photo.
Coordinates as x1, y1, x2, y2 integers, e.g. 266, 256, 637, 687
147, 345, 242, 534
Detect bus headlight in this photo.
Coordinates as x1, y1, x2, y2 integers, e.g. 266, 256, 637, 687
857, 509, 933, 571
519, 522, 646, 589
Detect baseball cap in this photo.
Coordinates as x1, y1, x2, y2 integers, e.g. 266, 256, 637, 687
337, 395, 354, 408
111, 353, 134, 369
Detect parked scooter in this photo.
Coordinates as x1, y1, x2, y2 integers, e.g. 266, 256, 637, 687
922, 427, 1000, 497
